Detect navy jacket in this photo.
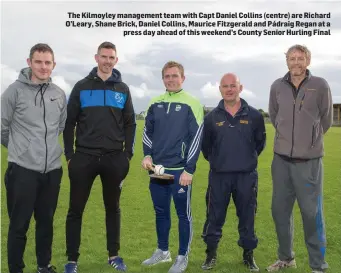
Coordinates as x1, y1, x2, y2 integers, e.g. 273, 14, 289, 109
202, 99, 266, 173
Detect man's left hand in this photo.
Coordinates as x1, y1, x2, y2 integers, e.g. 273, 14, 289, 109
179, 171, 193, 186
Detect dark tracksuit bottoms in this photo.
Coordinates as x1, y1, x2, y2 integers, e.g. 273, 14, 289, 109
149, 169, 193, 256
5, 162, 62, 273
202, 170, 258, 254
200, 99, 265, 256
66, 151, 130, 261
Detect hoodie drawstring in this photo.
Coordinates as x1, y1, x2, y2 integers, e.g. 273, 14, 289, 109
40, 84, 49, 107
35, 84, 45, 106
34, 83, 49, 107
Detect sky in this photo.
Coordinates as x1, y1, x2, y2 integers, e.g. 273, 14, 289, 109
1, 0, 341, 113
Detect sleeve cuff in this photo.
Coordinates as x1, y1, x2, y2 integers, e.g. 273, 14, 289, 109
184, 169, 194, 176
144, 155, 153, 161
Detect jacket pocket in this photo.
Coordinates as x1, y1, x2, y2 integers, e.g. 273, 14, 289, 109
275, 122, 279, 138
311, 124, 317, 147
12, 131, 31, 158
274, 121, 280, 145
16, 137, 44, 169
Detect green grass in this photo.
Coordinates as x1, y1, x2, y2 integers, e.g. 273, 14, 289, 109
1, 122, 341, 273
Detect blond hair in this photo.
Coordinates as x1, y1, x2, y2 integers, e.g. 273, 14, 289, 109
162, 61, 184, 77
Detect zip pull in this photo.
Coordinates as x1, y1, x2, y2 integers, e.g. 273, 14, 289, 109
299, 93, 305, 112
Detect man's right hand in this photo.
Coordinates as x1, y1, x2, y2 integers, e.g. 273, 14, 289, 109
141, 156, 153, 170
67, 159, 71, 166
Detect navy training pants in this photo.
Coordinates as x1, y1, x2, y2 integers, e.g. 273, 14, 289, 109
202, 170, 258, 253
149, 169, 193, 256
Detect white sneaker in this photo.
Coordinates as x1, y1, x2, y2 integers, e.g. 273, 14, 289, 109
266, 259, 297, 271
142, 248, 172, 266
168, 255, 188, 273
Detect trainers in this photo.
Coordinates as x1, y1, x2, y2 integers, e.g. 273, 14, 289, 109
64, 263, 77, 273
168, 255, 188, 273
201, 255, 217, 270
142, 248, 172, 266
266, 259, 297, 271
243, 250, 259, 272
38, 265, 57, 273
108, 256, 127, 271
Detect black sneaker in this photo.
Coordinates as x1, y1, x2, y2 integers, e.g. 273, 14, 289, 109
243, 250, 259, 272
37, 265, 57, 273
201, 255, 217, 270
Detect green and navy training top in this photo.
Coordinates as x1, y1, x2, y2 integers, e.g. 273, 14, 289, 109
143, 89, 204, 175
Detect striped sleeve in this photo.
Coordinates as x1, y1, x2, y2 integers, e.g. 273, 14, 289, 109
184, 100, 204, 175
143, 102, 154, 158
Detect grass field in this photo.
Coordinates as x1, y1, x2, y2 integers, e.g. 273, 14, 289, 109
1, 122, 340, 273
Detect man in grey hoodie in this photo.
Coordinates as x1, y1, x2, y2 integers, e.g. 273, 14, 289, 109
1, 43, 67, 273
267, 45, 333, 273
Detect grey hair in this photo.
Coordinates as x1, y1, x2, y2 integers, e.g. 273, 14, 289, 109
285, 44, 311, 60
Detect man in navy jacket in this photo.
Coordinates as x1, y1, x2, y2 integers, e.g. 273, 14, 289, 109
201, 73, 266, 272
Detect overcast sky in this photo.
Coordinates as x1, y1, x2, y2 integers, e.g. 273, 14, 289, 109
1, 0, 340, 113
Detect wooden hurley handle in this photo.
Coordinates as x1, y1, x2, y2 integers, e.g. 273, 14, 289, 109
148, 165, 155, 172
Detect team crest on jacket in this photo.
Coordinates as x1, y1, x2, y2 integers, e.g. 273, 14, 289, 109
175, 105, 181, 111
115, 93, 124, 103
216, 121, 225, 126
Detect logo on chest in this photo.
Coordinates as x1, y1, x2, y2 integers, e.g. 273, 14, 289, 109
175, 105, 181, 111
216, 121, 225, 127
240, 120, 249, 124
115, 93, 124, 104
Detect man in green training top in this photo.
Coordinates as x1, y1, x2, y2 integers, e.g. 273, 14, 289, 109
141, 61, 204, 273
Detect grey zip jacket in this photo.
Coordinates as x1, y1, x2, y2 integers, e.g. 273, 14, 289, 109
1, 67, 67, 173
269, 70, 333, 159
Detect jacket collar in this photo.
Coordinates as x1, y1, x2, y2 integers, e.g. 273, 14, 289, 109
217, 98, 249, 116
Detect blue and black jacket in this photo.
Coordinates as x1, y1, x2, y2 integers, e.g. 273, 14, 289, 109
202, 99, 266, 173
63, 67, 136, 161
143, 90, 204, 175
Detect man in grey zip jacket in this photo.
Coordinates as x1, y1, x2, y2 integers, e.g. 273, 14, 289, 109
1, 43, 66, 273
267, 44, 333, 273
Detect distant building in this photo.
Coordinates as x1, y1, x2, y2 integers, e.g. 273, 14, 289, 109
333, 103, 341, 126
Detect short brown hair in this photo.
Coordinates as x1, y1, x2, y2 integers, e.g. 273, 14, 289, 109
29, 43, 54, 61
162, 61, 185, 78
286, 44, 311, 60
97, 41, 116, 53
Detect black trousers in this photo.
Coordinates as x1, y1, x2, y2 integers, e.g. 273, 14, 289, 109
66, 151, 130, 261
202, 170, 258, 254
5, 162, 62, 273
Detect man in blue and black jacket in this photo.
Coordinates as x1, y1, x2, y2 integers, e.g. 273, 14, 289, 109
63, 42, 136, 272
141, 61, 204, 273
201, 73, 266, 272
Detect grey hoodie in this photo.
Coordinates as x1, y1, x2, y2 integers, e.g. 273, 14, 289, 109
268, 70, 333, 159
1, 67, 67, 173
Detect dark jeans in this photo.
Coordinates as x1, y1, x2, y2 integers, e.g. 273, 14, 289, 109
65, 151, 130, 261
5, 162, 62, 273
